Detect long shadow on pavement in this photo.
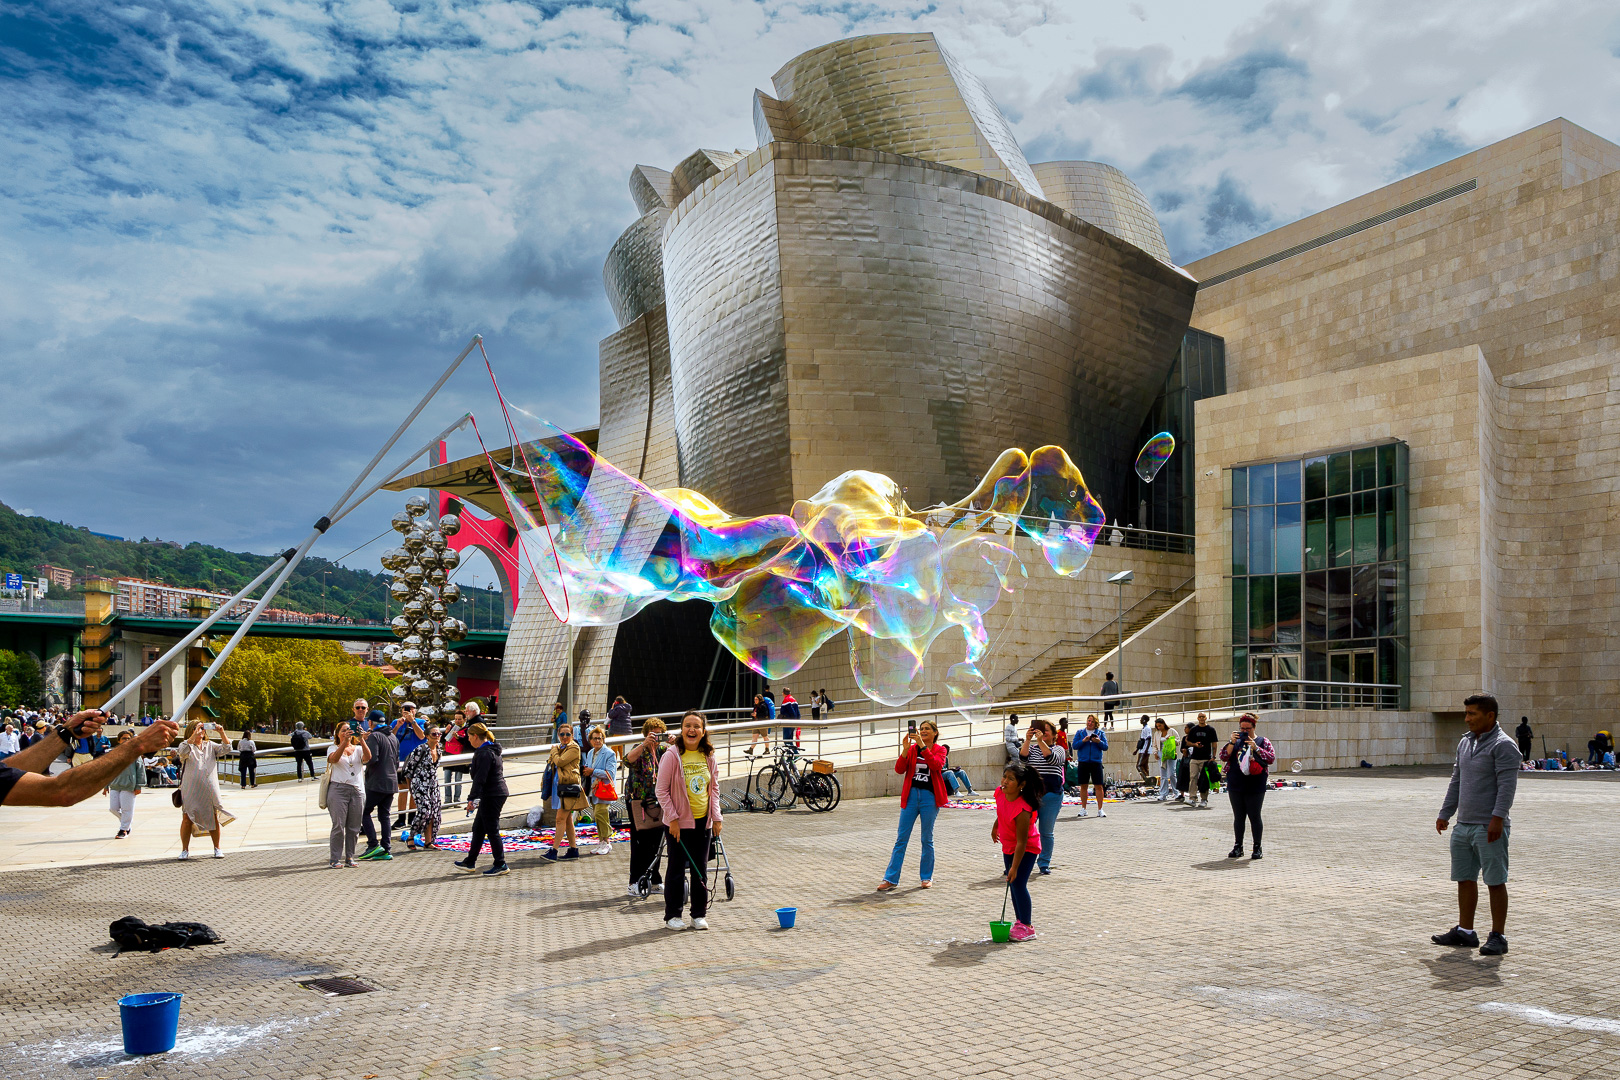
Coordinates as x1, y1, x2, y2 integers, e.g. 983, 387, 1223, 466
1191, 859, 1254, 871
219, 864, 345, 883
931, 939, 1009, 967
528, 895, 635, 918
539, 926, 669, 963
1422, 953, 1502, 990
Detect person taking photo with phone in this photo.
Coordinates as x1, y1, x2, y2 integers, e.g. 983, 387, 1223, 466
1219, 713, 1275, 859
326, 721, 371, 868
177, 720, 234, 860
878, 718, 949, 891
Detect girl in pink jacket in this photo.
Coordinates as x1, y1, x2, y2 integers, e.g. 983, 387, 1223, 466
655, 711, 724, 931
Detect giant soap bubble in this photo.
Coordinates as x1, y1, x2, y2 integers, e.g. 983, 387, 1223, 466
1135, 431, 1175, 482
474, 403, 1106, 715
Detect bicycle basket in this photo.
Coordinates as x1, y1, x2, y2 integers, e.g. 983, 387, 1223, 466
811, 759, 835, 775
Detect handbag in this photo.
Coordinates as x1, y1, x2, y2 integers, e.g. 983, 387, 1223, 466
318, 751, 334, 810
558, 782, 584, 799
170, 755, 187, 808
594, 780, 618, 801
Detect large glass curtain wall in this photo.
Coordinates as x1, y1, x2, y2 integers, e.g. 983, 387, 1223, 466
1131, 329, 1226, 536
1229, 443, 1408, 709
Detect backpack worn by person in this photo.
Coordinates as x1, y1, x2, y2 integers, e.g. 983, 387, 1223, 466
109, 916, 223, 955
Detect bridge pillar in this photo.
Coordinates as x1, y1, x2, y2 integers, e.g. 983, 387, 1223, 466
160, 651, 187, 720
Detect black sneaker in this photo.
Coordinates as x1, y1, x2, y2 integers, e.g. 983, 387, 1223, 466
392, 815, 407, 829
1431, 926, 1479, 947
560, 847, 580, 860
453, 858, 478, 874
1479, 931, 1508, 956
1228, 844, 1244, 859
482, 864, 509, 877
1250, 848, 1263, 860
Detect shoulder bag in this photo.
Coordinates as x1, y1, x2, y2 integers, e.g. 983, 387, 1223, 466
170, 754, 186, 808
318, 749, 335, 810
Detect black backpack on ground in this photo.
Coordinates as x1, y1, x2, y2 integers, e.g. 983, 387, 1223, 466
109, 916, 224, 955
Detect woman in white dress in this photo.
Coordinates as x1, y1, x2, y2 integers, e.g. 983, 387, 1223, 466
177, 720, 235, 860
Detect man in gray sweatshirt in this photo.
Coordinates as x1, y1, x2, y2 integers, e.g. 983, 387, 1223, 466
1433, 693, 1520, 956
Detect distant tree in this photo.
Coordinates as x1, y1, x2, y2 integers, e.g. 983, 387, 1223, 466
213, 638, 397, 732
0, 650, 45, 709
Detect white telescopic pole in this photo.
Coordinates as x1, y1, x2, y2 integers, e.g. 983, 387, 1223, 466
97, 552, 296, 713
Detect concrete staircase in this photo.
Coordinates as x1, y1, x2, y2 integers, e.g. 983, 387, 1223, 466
1006, 595, 1184, 701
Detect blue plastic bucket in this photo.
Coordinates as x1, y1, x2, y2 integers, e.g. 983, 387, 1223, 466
119, 992, 182, 1055
775, 907, 797, 929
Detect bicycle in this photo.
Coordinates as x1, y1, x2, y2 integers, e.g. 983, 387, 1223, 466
760, 746, 841, 813
718, 748, 777, 813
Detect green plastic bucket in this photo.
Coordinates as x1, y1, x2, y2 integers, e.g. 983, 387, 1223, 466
989, 920, 1012, 942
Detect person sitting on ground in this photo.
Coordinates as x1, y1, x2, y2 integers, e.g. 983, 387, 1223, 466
2, 711, 177, 809
938, 742, 974, 796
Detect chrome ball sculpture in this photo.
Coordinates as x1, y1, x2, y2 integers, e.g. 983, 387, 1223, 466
381, 495, 467, 724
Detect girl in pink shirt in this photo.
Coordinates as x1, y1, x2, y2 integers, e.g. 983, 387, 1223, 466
992, 760, 1042, 941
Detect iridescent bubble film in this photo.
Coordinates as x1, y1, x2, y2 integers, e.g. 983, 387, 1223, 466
476, 393, 1107, 715
1135, 431, 1175, 482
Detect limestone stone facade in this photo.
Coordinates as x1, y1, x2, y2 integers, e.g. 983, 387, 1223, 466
1188, 119, 1620, 752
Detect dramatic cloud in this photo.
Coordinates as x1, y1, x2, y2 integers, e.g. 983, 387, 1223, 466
3, 0, 1617, 568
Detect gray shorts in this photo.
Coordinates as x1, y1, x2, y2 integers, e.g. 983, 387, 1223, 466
1449, 822, 1510, 886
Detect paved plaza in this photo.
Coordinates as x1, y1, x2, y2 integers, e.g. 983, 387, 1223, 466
3, 769, 1618, 1080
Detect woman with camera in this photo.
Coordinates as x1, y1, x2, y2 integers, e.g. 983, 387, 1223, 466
542, 723, 589, 861
177, 720, 235, 860
1020, 717, 1066, 874
623, 717, 669, 896
878, 718, 949, 891
1219, 712, 1276, 859
326, 721, 371, 867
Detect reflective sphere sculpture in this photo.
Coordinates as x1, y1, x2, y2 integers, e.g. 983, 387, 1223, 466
405, 494, 430, 518
391, 511, 414, 534
390, 615, 412, 638
418, 704, 438, 721
416, 548, 440, 570
439, 548, 462, 572
439, 582, 461, 604
389, 580, 412, 601
428, 601, 447, 619
403, 633, 424, 648
438, 513, 460, 536
382, 495, 463, 730
401, 563, 425, 585
402, 529, 427, 553
391, 683, 409, 700
427, 568, 448, 587
426, 530, 447, 550
402, 599, 425, 619
411, 678, 432, 695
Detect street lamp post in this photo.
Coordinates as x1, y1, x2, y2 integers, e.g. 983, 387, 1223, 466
1107, 569, 1134, 702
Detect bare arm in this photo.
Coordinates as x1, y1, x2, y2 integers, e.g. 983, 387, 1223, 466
4, 730, 71, 775
5, 721, 178, 807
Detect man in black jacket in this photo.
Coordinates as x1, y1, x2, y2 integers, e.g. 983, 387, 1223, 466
358, 701, 399, 861
291, 722, 315, 781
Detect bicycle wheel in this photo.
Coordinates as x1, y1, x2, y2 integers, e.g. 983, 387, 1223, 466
823, 774, 841, 811
801, 773, 835, 812
761, 765, 796, 809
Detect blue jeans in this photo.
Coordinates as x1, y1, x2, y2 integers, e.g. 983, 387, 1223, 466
883, 788, 938, 884
1003, 851, 1036, 925
1157, 762, 1177, 799
1036, 789, 1061, 870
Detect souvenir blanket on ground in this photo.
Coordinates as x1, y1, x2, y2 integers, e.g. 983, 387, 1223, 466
433, 823, 632, 852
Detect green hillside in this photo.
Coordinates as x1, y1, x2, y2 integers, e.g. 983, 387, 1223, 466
0, 501, 390, 622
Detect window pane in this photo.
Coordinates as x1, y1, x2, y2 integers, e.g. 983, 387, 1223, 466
1379, 487, 1398, 561
1352, 447, 1377, 491
1328, 567, 1352, 639
1233, 647, 1247, 685
1230, 467, 1247, 507
1232, 578, 1247, 643
1354, 491, 1378, 564
1378, 638, 1398, 692
1352, 565, 1377, 638
1305, 643, 1327, 681
1248, 504, 1274, 575
1328, 452, 1351, 496
1330, 495, 1353, 566
1329, 650, 1350, 682
1305, 500, 1327, 570
1250, 462, 1275, 505
1231, 509, 1248, 575
1377, 443, 1397, 488
1304, 571, 1328, 640
1304, 456, 1328, 500
1274, 502, 1302, 574
1274, 459, 1301, 504
1249, 575, 1275, 644
1395, 442, 1409, 486
1276, 574, 1302, 644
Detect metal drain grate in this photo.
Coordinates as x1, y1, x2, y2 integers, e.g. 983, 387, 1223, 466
300, 977, 380, 997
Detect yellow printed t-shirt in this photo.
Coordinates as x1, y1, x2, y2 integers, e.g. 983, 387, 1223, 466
681, 750, 710, 820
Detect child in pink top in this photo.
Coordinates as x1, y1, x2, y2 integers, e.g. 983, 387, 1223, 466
992, 760, 1042, 941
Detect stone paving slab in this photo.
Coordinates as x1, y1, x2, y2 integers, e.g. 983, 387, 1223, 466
2, 772, 1618, 1080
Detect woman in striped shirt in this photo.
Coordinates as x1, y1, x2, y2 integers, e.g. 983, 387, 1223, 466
1018, 718, 1067, 875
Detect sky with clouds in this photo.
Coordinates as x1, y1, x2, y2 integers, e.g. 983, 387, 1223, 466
4, 0, 1618, 575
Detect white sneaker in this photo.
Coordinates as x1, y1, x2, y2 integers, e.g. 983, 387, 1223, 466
212, 849, 224, 858
666, 918, 687, 931
596, 843, 613, 855
177, 850, 190, 861
626, 884, 641, 898
1097, 808, 1107, 818
653, 884, 664, 894
691, 917, 709, 930
1076, 809, 1088, 818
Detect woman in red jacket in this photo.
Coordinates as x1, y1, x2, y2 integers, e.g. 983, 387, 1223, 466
878, 718, 950, 891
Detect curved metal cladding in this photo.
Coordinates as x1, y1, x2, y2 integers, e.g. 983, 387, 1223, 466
662, 142, 1197, 521
1031, 161, 1173, 265
770, 33, 1045, 199
603, 208, 670, 328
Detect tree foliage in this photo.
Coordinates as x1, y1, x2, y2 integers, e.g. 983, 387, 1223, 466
212, 639, 397, 733
0, 500, 389, 621
0, 650, 45, 709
